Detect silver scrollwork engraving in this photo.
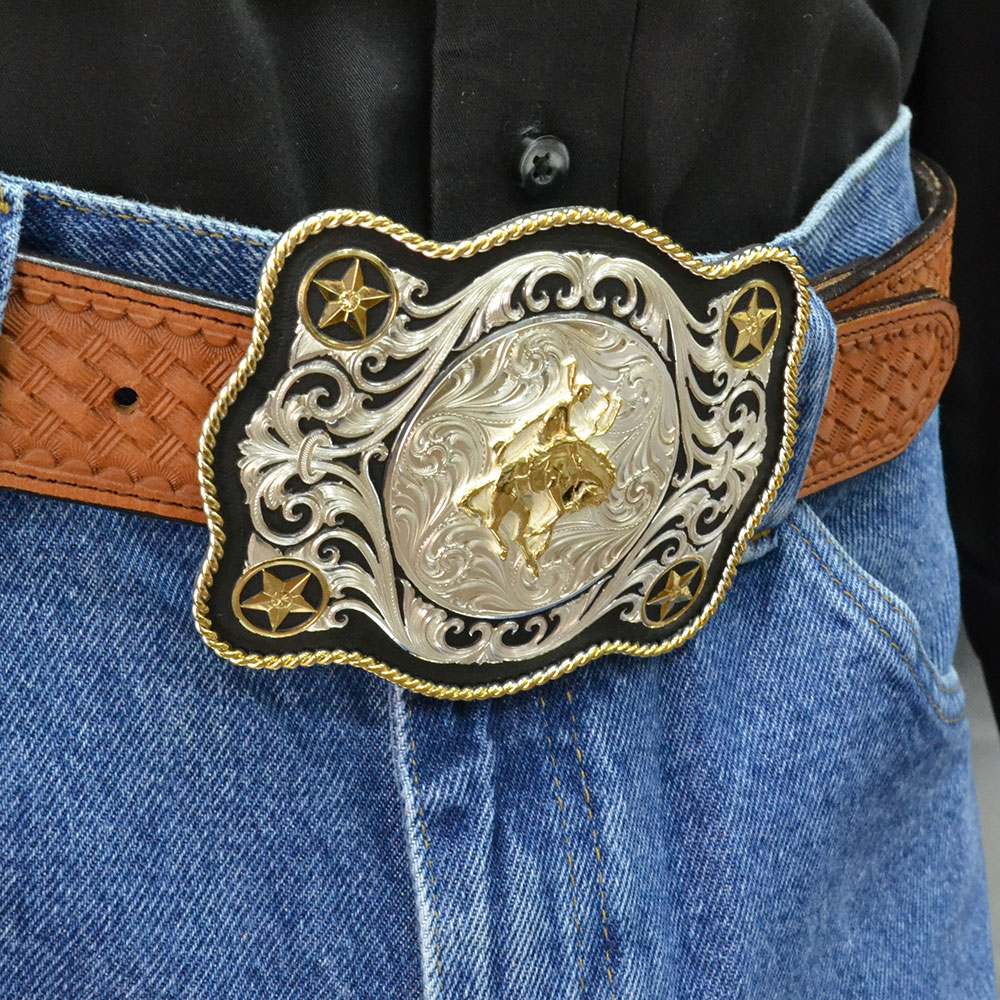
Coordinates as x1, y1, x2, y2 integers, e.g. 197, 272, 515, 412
237, 250, 774, 664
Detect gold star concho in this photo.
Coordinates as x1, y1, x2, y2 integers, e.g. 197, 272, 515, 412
240, 568, 319, 631
729, 287, 777, 356
646, 564, 701, 623
313, 258, 390, 339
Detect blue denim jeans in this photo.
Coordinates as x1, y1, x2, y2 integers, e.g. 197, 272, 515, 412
0, 107, 994, 999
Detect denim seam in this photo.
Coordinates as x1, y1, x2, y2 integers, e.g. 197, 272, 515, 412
799, 505, 961, 695
539, 694, 588, 997
405, 702, 446, 996
786, 517, 963, 725
566, 688, 618, 999
0, 183, 11, 215
23, 190, 271, 248
387, 689, 440, 1000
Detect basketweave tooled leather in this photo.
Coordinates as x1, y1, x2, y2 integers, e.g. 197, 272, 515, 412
0, 157, 958, 521
801, 154, 958, 497
0, 261, 252, 521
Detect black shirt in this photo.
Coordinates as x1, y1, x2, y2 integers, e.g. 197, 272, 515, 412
0, 1, 929, 247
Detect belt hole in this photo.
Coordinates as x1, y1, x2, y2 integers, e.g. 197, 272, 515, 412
113, 386, 139, 412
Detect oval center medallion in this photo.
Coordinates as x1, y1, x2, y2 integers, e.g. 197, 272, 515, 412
385, 312, 677, 617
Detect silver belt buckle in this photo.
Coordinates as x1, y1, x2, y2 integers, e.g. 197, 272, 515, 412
194, 209, 809, 698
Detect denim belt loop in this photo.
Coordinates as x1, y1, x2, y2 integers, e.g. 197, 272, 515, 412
754, 105, 921, 532
0, 176, 25, 332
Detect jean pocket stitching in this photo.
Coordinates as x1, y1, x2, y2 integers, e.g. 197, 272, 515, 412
786, 517, 964, 726
799, 505, 960, 695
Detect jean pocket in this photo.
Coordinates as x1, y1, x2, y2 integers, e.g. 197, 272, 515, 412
783, 502, 966, 729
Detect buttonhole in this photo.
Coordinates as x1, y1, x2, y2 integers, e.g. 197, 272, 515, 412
113, 386, 139, 412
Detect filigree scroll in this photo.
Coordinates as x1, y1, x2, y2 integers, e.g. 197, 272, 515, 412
195, 206, 809, 698
236, 250, 775, 664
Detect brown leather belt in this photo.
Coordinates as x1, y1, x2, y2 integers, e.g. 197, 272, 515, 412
0, 156, 957, 522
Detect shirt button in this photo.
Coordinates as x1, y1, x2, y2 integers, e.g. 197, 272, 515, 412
519, 135, 570, 198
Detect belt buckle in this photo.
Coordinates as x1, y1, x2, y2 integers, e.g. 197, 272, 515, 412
193, 209, 809, 698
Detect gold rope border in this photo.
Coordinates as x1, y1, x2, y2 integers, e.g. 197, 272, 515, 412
192, 207, 811, 700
